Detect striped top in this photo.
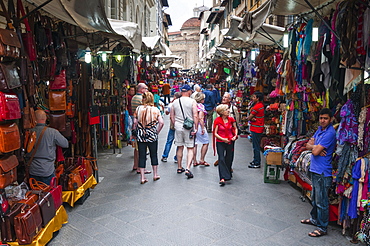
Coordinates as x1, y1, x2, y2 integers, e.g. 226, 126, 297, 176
250, 102, 265, 133
131, 94, 143, 113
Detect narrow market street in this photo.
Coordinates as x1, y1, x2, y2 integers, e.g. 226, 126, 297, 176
49, 115, 355, 246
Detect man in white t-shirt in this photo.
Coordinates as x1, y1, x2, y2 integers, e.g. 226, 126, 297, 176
170, 84, 198, 178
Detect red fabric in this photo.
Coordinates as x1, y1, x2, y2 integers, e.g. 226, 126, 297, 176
250, 102, 265, 133
329, 204, 338, 222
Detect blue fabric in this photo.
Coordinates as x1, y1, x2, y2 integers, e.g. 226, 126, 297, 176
310, 172, 332, 233
303, 19, 313, 58
162, 129, 175, 158
251, 131, 262, 165
203, 90, 217, 111
310, 124, 336, 177
348, 159, 362, 219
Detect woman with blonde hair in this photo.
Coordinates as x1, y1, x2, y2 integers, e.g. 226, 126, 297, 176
133, 92, 164, 184
193, 92, 210, 166
213, 104, 238, 186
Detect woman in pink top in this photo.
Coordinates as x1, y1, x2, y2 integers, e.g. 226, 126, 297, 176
213, 104, 238, 186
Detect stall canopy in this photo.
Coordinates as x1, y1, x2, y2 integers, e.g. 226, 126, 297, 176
108, 19, 142, 53
142, 36, 166, 54
222, 16, 284, 48
28, 0, 142, 52
238, 0, 333, 35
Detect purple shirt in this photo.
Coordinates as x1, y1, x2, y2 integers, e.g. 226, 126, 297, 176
310, 124, 336, 177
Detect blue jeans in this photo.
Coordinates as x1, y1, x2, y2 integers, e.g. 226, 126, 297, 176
251, 131, 262, 165
162, 129, 175, 158
30, 173, 55, 185
310, 172, 332, 233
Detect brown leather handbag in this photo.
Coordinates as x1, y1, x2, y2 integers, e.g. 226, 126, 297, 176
18, 191, 38, 206
14, 203, 42, 245
0, 62, 22, 90
49, 113, 66, 131
32, 190, 55, 227
0, 203, 23, 242
68, 167, 83, 191
0, 28, 21, 58
0, 154, 18, 189
49, 90, 66, 111
0, 123, 20, 154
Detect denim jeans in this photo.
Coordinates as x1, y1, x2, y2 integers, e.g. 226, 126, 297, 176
30, 173, 55, 185
163, 94, 170, 105
138, 141, 158, 168
216, 141, 234, 180
162, 129, 175, 158
310, 172, 332, 233
251, 131, 262, 165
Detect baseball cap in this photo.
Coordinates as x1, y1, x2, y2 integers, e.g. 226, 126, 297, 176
181, 84, 192, 92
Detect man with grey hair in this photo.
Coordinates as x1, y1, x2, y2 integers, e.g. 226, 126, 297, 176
28, 110, 69, 185
171, 84, 198, 178
222, 92, 240, 126
191, 84, 202, 99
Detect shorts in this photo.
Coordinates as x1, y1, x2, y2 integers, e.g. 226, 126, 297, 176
195, 124, 209, 145
174, 128, 195, 148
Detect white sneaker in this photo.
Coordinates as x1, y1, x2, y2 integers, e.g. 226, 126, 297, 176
161, 157, 167, 162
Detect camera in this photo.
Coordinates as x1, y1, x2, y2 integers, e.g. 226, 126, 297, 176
189, 130, 194, 139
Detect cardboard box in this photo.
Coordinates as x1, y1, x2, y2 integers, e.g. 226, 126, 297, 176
266, 152, 282, 165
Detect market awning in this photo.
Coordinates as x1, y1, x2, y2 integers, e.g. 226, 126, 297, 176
108, 19, 142, 54
28, 0, 142, 52
238, 0, 333, 35
224, 16, 284, 47
170, 63, 183, 69
142, 36, 166, 54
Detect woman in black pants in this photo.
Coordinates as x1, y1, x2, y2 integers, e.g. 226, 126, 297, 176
213, 104, 238, 186
133, 92, 164, 184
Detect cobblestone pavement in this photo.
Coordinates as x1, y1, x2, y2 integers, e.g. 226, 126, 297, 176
48, 115, 361, 246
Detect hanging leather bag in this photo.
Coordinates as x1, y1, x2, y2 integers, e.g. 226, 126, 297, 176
0, 154, 18, 189
17, 0, 37, 61
0, 28, 21, 58
0, 92, 21, 121
0, 202, 23, 242
49, 91, 66, 111
49, 113, 66, 131
0, 123, 20, 154
14, 203, 42, 245
22, 86, 37, 129
49, 69, 66, 90
0, 62, 21, 90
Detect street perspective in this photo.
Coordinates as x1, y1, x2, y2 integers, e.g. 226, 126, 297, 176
0, 0, 369, 245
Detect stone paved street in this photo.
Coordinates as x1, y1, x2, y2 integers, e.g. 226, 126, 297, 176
48, 115, 360, 246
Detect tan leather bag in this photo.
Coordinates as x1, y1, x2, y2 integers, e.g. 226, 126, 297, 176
49, 90, 66, 111
0, 28, 21, 58
0, 154, 18, 189
0, 123, 20, 153
14, 203, 42, 245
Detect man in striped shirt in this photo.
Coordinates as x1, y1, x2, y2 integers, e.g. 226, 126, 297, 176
246, 91, 265, 168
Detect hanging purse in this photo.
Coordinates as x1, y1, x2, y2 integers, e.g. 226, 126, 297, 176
49, 90, 66, 111
49, 69, 66, 90
22, 86, 37, 130
0, 92, 21, 121
0, 123, 20, 154
17, 0, 37, 61
0, 155, 18, 189
0, 62, 21, 90
49, 113, 66, 131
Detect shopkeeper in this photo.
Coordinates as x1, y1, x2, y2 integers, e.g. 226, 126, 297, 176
301, 108, 336, 237
28, 110, 69, 185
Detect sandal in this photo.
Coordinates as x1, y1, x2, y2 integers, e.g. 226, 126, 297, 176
219, 179, 225, 186
214, 160, 219, 166
177, 168, 185, 173
140, 179, 148, 184
185, 169, 194, 179
201, 161, 210, 166
300, 219, 315, 226
193, 162, 200, 167
153, 176, 161, 181
308, 229, 327, 237
137, 170, 152, 174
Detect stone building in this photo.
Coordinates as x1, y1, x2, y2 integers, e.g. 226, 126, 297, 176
168, 17, 201, 70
